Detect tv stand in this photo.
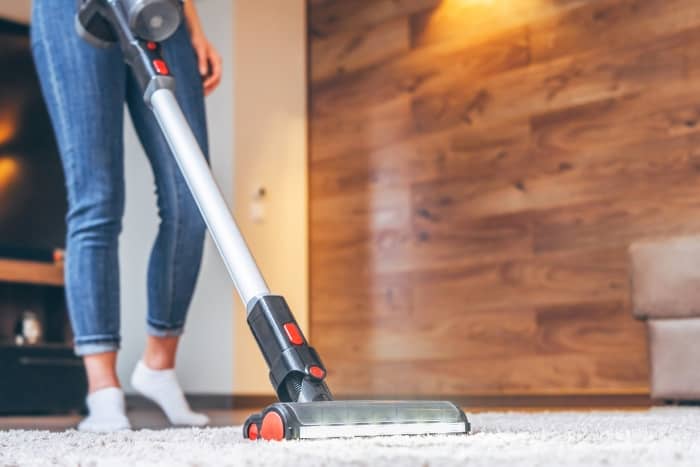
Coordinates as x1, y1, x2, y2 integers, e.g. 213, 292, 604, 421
0, 257, 87, 415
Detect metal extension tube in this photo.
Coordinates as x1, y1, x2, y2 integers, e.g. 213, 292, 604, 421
149, 88, 270, 309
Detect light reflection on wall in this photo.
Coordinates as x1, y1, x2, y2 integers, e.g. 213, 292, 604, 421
417, 0, 547, 45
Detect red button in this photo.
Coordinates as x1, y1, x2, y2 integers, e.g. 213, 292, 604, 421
153, 59, 169, 75
283, 323, 303, 345
147, 41, 157, 50
309, 366, 325, 379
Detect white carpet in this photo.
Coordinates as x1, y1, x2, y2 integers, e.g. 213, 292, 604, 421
1, 408, 699, 466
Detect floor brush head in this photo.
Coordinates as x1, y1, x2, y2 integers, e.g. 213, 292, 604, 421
244, 400, 470, 441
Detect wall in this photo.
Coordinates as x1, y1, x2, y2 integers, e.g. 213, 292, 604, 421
232, 0, 308, 395
307, 0, 700, 396
120, 0, 234, 394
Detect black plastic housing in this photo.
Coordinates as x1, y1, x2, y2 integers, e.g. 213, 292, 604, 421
247, 295, 333, 403
76, 0, 177, 102
123, 0, 182, 42
77, 0, 182, 44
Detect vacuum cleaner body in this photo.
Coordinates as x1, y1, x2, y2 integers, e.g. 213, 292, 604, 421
76, 0, 470, 441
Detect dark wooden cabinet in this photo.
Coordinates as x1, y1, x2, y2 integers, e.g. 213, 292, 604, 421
0, 259, 86, 414
0, 344, 86, 414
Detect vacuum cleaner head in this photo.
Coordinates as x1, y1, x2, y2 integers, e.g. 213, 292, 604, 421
243, 296, 470, 441
244, 400, 470, 441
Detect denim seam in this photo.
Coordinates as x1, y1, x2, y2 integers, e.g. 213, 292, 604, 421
74, 341, 120, 356
171, 168, 185, 326
34, 36, 70, 158
74, 335, 120, 344
147, 325, 183, 338
147, 317, 185, 329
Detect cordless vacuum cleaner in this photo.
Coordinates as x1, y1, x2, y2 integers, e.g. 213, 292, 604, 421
76, 0, 470, 441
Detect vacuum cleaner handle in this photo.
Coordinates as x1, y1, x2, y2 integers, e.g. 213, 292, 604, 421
76, 0, 334, 404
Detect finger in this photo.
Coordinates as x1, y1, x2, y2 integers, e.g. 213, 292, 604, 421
212, 51, 223, 80
203, 73, 215, 94
204, 74, 220, 96
204, 73, 221, 96
196, 44, 208, 77
205, 52, 222, 91
203, 51, 222, 93
204, 70, 220, 96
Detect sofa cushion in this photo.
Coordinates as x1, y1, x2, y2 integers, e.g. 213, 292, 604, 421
648, 318, 700, 400
629, 236, 700, 319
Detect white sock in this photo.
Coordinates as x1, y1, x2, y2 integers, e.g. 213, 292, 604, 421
78, 387, 131, 433
130, 360, 209, 427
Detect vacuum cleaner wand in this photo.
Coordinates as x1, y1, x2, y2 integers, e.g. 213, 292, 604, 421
76, 0, 470, 440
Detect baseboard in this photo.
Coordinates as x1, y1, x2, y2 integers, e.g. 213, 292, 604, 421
437, 394, 653, 408
318, 394, 652, 408
126, 394, 277, 410
125, 393, 653, 411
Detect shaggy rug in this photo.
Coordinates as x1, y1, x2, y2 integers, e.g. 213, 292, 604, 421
1, 408, 698, 466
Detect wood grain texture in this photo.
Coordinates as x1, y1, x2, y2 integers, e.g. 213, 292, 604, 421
304, 0, 700, 396
0, 259, 63, 287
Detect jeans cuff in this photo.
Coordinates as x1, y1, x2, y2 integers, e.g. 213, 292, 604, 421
147, 323, 184, 338
74, 339, 120, 356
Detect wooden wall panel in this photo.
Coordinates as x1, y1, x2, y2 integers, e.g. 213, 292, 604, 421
308, 0, 700, 396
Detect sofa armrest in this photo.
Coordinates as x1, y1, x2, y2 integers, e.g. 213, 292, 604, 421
629, 236, 700, 320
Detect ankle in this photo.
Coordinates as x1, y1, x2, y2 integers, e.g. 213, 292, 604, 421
142, 354, 174, 371
142, 335, 179, 370
84, 351, 120, 394
88, 381, 121, 394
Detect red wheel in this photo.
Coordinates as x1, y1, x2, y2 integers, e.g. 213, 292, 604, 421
260, 411, 285, 441
247, 422, 259, 440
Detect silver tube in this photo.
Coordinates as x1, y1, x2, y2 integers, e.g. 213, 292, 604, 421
150, 88, 269, 309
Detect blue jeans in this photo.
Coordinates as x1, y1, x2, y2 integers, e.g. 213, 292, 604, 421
31, 1, 208, 356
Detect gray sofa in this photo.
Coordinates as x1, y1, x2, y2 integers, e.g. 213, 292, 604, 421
629, 236, 700, 401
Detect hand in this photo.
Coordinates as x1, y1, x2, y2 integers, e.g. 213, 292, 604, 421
190, 31, 222, 96
183, 2, 222, 96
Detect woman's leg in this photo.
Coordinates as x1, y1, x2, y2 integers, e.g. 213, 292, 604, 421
128, 24, 208, 342
125, 24, 209, 426
31, 1, 129, 431
84, 352, 120, 392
